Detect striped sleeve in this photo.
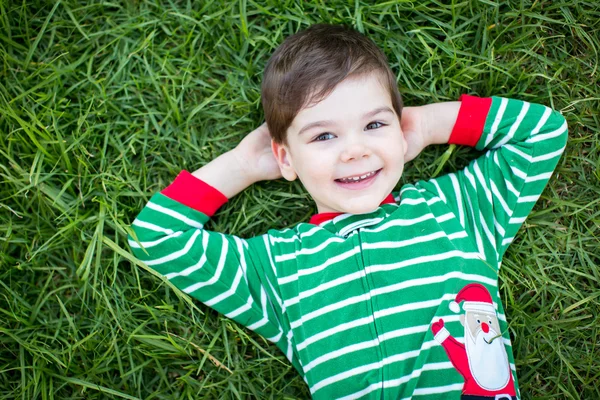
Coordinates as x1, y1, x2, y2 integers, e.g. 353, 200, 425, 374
425, 95, 568, 263
128, 171, 296, 366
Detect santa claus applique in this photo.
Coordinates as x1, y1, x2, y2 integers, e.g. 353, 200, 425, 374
431, 283, 517, 400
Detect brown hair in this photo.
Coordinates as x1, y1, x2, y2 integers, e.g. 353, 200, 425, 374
261, 23, 403, 144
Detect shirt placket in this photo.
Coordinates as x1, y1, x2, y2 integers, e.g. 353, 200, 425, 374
355, 227, 386, 396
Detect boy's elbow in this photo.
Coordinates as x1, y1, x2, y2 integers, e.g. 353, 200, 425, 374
548, 109, 569, 149
128, 226, 149, 260
556, 111, 569, 148
128, 217, 164, 261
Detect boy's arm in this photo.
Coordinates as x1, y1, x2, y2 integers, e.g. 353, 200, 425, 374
406, 95, 568, 263
190, 123, 281, 199
402, 102, 461, 163
129, 124, 300, 370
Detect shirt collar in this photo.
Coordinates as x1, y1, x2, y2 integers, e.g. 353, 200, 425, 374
309, 193, 397, 236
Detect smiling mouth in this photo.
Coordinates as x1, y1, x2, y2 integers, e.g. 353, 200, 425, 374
484, 333, 502, 344
335, 169, 382, 183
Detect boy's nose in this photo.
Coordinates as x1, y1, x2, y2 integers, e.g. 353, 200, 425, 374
340, 141, 372, 162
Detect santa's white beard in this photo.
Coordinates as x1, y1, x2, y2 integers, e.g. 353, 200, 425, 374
465, 326, 511, 391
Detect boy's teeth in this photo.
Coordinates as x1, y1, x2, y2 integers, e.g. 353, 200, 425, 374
338, 170, 376, 183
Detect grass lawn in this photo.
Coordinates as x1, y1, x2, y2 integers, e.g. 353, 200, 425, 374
1, 0, 599, 399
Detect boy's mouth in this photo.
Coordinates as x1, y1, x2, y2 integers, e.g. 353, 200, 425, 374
335, 168, 382, 184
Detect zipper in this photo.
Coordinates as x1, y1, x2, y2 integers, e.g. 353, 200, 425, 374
357, 228, 385, 398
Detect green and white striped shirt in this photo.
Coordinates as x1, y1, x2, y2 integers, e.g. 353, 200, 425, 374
129, 96, 567, 399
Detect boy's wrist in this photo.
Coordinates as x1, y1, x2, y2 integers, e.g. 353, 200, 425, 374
191, 150, 256, 199
422, 102, 461, 146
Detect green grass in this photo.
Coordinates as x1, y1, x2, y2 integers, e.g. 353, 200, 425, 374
1, 0, 599, 398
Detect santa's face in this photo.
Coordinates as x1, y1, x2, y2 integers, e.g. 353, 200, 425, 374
463, 310, 511, 390
465, 310, 500, 340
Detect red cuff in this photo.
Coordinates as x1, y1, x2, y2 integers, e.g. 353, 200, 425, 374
448, 94, 493, 147
161, 171, 228, 217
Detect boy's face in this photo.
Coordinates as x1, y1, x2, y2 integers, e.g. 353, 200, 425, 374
271, 73, 407, 215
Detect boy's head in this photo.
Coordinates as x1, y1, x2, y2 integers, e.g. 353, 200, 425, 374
262, 24, 408, 215
262, 24, 403, 145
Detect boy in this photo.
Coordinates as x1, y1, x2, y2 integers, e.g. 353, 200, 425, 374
129, 24, 567, 399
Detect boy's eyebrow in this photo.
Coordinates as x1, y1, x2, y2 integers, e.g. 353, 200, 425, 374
297, 106, 395, 136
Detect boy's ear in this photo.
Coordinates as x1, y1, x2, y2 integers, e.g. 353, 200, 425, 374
271, 139, 297, 181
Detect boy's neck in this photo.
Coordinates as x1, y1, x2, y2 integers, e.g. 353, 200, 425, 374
309, 193, 396, 225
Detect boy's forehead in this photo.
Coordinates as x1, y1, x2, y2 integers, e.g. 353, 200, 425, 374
288, 73, 393, 135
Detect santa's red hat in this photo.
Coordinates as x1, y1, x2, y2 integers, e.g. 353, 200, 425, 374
449, 283, 495, 314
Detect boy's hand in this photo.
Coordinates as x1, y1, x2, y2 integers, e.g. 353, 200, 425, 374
234, 122, 282, 183
401, 106, 430, 163
192, 123, 281, 199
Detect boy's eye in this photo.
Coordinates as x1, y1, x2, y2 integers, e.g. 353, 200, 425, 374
366, 121, 384, 130
314, 133, 335, 142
